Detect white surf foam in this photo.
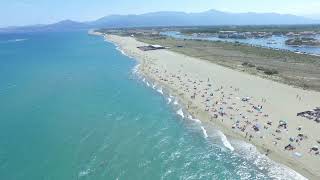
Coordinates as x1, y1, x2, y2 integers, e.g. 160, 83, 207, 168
1, 39, 28, 43
114, 44, 134, 58
177, 108, 185, 119
201, 126, 209, 138
152, 83, 156, 89
157, 87, 163, 94
173, 99, 179, 105
232, 141, 307, 180
103, 36, 110, 42
146, 82, 150, 87
167, 97, 172, 104
120, 49, 125, 55
17, 39, 27, 42
187, 115, 201, 123
78, 168, 91, 177
115, 46, 126, 56
11, 38, 27, 42
217, 130, 234, 151
132, 64, 140, 74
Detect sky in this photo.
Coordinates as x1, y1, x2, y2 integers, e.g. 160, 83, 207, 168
1, 0, 320, 27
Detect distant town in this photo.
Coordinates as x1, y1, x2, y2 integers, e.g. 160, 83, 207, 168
100, 25, 320, 47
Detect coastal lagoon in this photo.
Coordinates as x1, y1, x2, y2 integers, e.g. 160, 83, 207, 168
162, 31, 320, 55
0, 32, 305, 179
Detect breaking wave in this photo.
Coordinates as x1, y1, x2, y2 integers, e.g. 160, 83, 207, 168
201, 126, 209, 138
1, 39, 28, 43
187, 115, 201, 124
157, 87, 163, 95
217, 130, 234, 151
176, 108, 185, 119
167, 97, 172, 104
232, 141, 307, 180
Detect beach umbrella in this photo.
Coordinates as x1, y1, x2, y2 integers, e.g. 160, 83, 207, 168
255, 123, 261, 128
293, 152, 302, 158
253, 123, 260, 131
279, 120, 287, 125
312, 146, 319, 151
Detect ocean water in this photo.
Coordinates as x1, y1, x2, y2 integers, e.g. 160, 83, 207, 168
0, 32, 305, 180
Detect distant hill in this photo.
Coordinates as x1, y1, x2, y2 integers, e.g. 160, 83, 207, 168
1, 10, 319, 33
91, 10, 319, 27
0, 20, 89, 33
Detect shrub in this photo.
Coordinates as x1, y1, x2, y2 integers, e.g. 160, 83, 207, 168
256, 66, 278, 75
256, 66, 265, 71
263, 69, 279, 75
242, 62, 255, 67
242, 62, 249, 66
247, 63, 256, 67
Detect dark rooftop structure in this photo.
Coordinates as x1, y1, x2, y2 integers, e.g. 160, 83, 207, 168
137, 45, 165, 51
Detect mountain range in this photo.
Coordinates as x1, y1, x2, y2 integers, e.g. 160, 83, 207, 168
1, 10, 319, 33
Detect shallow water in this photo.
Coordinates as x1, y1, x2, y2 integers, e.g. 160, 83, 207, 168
0, 31, 305, 179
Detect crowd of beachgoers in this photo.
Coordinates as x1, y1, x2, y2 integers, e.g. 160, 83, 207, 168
102, 33, 320, 179
143, 64, 320, 158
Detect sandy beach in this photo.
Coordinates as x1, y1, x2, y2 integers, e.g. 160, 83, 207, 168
104, 34, 320, 179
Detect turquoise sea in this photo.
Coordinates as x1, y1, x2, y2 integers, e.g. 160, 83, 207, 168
0, 32, 305, 179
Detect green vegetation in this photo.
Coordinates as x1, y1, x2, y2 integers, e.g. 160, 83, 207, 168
256, 66, 279, 75
285, 37, 320, 46
135, 35, 320, 91
98, 27, 320, 91
179, 25, 320, 34
243, 62, 279, 75
242, 62, 255, 68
